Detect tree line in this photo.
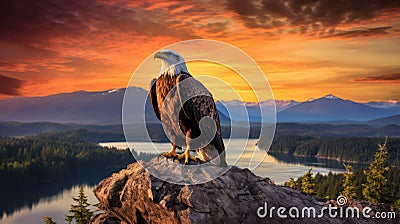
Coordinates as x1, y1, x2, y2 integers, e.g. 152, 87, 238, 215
0, 133, 134, 190
270, 135, 400, 165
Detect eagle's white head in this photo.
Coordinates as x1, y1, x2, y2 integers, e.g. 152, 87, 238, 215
154, 50, 189, 77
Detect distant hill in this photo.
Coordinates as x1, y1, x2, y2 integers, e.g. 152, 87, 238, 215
216, 99, 298, 122
367, 114, 400, 126
366, 100, 400, 113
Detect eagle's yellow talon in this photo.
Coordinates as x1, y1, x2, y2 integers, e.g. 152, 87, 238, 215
162, 151, 177, 158
162, 145, 177, 158
177, 148, 197, 164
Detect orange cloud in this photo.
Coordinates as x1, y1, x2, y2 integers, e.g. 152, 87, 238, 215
352, 73, 400, 83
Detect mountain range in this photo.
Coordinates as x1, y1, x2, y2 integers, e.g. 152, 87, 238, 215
278, 94, 399, 122
214, 94, 399, 124
0, 88, 399, 125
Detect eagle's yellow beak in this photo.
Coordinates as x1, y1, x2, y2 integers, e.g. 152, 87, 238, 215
154, 51, 169, 60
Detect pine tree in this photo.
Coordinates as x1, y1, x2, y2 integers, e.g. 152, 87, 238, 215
43, 216, 57, 224
285, 178, 298, 189
301, 168, 315, 195
65, 185, 93, 224
341, 164, 357, 199
362, 140, 391, 203
394, 198, 400, 209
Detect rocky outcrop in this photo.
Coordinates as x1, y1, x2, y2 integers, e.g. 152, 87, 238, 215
91, 157, 399, 224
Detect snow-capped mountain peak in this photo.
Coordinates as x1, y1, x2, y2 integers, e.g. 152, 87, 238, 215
102, 88, 120, 95
307, 98, 315, 102
323, 94, 339, 100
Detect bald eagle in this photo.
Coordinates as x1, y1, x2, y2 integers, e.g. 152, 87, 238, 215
150, 50, 227, 166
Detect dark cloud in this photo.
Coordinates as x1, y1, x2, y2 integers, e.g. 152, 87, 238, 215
226, 0, 400, 36
322, 26, 392, 38
227, 0, 258, 16
353, 73, 400, 82
0, 74, 23, 95
0, 1, 92, 45
0, 0, 197, 47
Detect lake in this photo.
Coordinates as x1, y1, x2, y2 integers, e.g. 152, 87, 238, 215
100, 139, 346, 183
1, 139, 345, 224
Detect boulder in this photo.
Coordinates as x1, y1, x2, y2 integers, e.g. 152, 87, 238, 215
91, 156, 399, 224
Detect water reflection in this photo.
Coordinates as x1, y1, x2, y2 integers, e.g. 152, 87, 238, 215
0, 169, 115, 224
269, 152, 368, 170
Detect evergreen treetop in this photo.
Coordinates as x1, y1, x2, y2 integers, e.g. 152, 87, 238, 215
301, 168, 315, 195
340, 163, 357, 199
65, 185, 93, 224
362, 140, 392, 204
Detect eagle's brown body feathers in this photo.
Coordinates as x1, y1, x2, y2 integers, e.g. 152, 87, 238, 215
149, 72, 227, 166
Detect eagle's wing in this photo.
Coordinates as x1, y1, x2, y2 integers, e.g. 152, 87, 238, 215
176, 74, 225, 157
149, 78, 161, 120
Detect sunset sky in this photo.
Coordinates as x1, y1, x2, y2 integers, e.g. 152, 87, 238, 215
1, 0, 399, 102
